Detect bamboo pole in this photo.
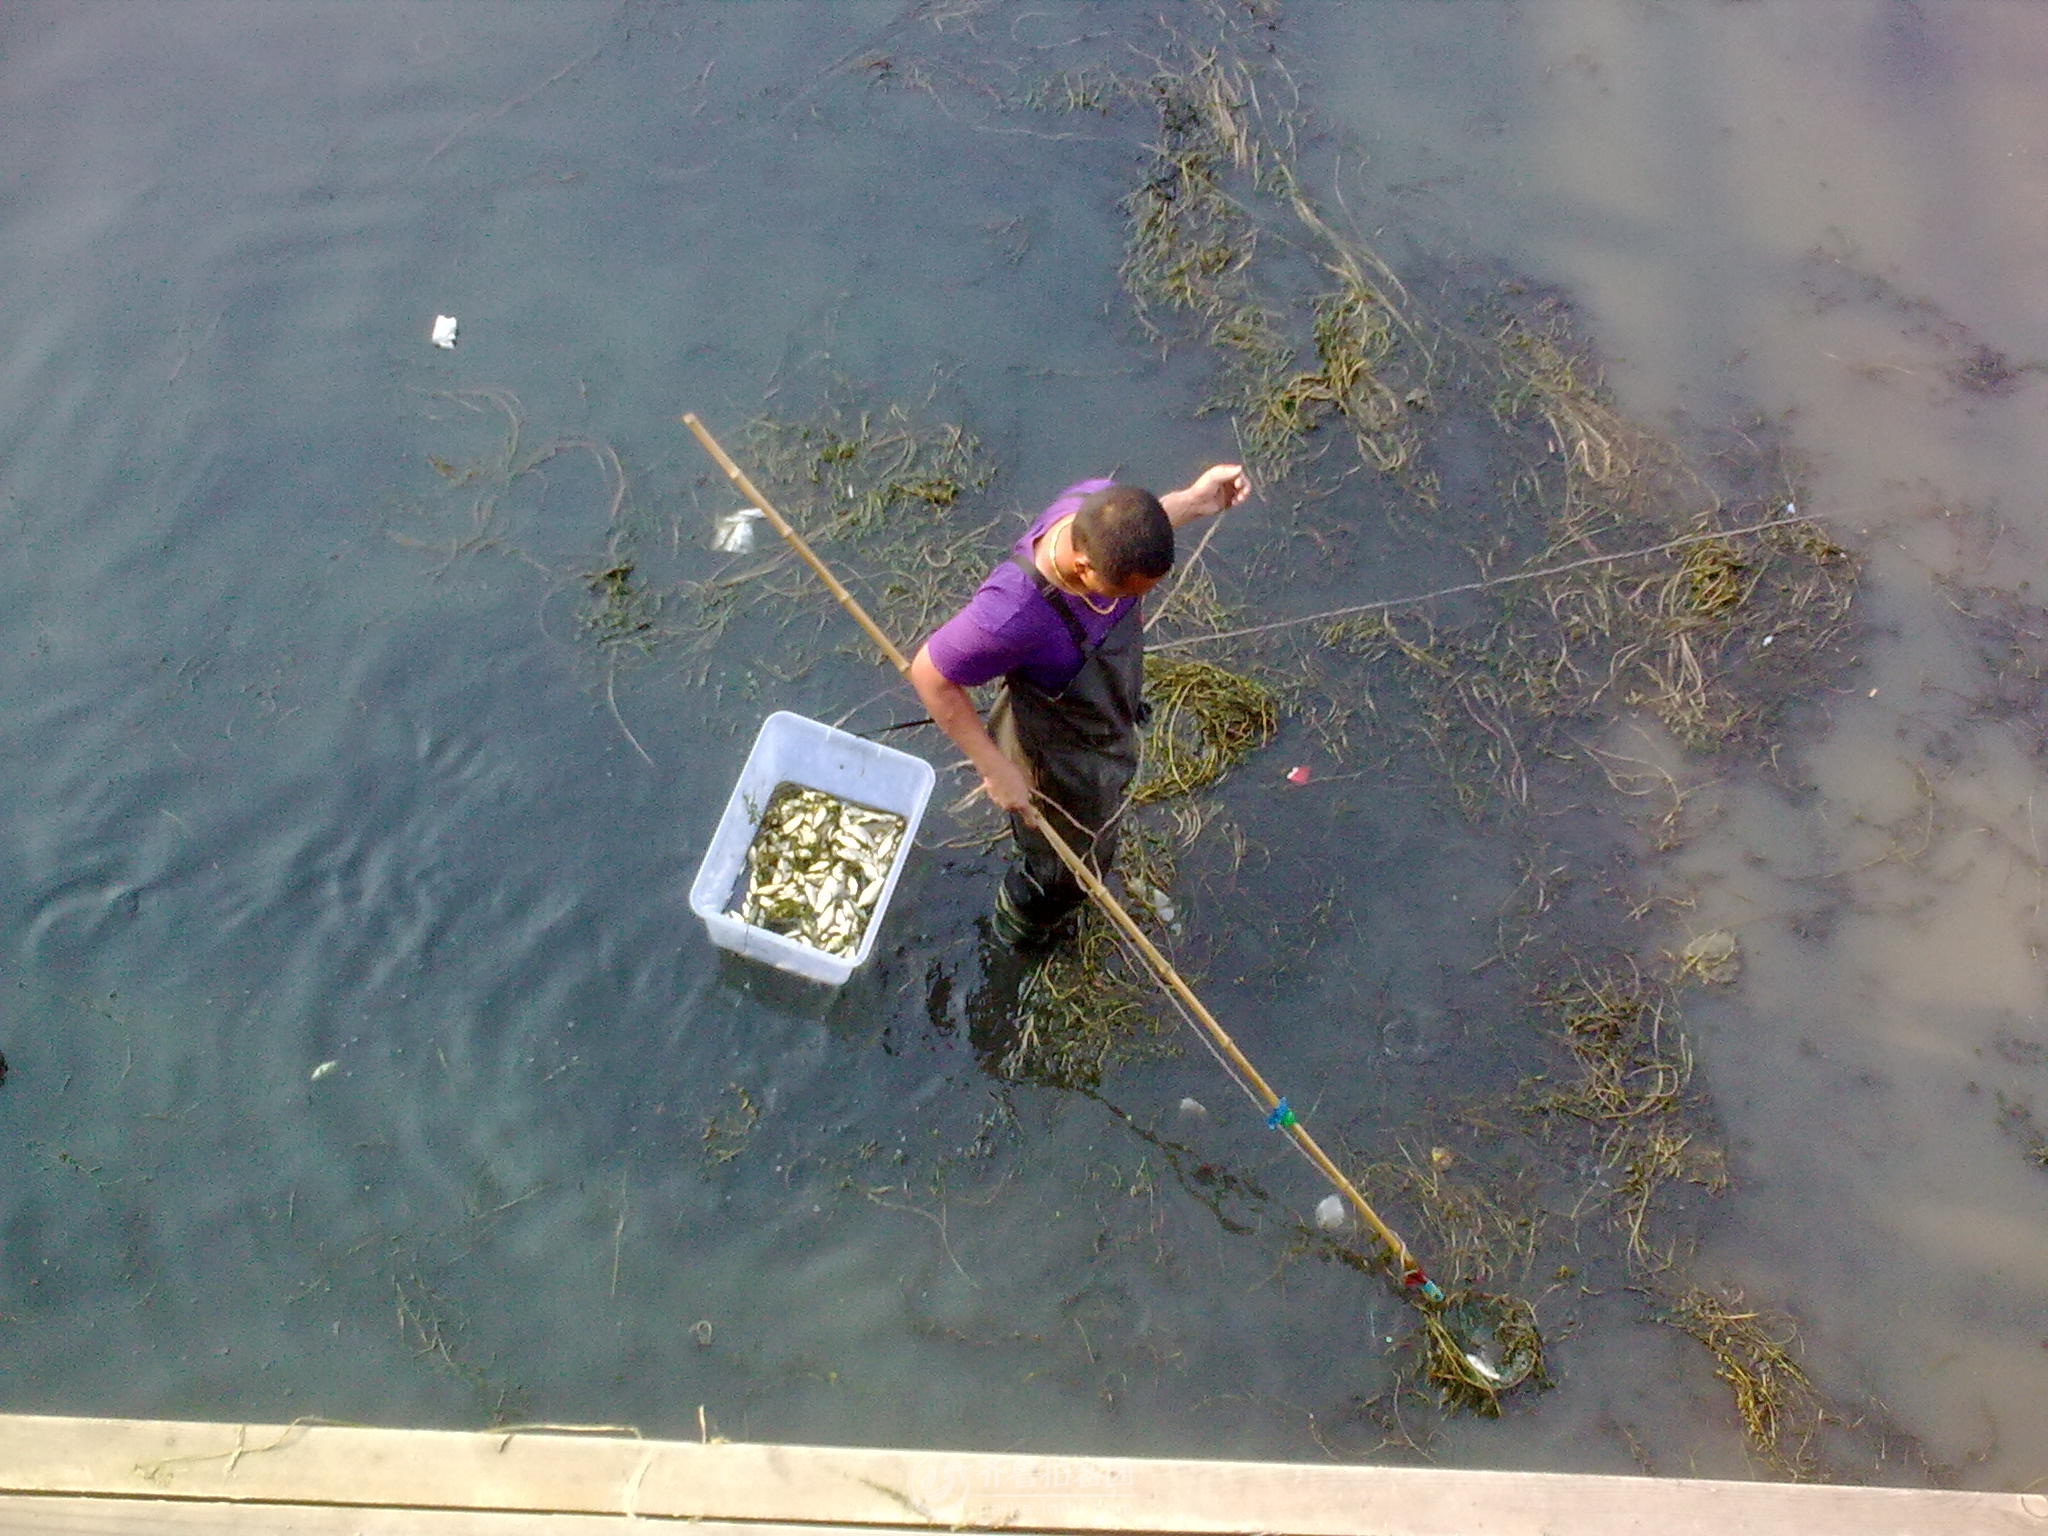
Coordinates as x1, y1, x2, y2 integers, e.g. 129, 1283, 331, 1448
683, 413, 913, 676
1029, 813, 1435, 1293
681, 414, 1440, 1298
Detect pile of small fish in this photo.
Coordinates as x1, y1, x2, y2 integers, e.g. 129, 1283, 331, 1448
732, 784, 905, 957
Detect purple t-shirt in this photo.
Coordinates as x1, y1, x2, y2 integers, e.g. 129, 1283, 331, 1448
925, 479, 1135, 693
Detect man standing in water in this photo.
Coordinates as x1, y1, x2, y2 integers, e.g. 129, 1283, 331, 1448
909, 464, 1250, 947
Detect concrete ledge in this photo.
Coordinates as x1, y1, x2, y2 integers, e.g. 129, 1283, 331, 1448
0, 1413, 2038, 1535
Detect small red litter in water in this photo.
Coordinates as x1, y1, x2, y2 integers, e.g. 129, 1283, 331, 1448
1285, 765, 1312, 785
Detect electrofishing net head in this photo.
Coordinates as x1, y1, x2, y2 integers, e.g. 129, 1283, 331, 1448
1417, 1290, 1545, 1414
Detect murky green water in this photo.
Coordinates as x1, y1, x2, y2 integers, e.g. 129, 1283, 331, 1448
3, 0, 2044, 1493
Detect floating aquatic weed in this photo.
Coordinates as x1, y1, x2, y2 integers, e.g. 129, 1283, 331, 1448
1660, 1285, 1826, 1476
1301, 1145, 1548, 1415
1674, 930, 1741, 986
1492, 317, 1659, 516
1356, 1147, 1545, 1293
1520, 968, 1731, 1267
1278, 498, 1859, 796
1544, 970, 1689, 1120
1119, 73, 1248, 328
1672, 538, 1751, 618
701, 1083, 762, 1168
1001, 886, 1180, 1090
743, 405, 994, 546
581, 560, 660, 649
1994, 1091, 2048, 1170
1111, 45, 1435, 483
735, 399, 1001, 649
1116, 61, 1334, 479
1022, 66, 1134, 116
1133, 655, 1280, 805
1308, 281, 1417, 474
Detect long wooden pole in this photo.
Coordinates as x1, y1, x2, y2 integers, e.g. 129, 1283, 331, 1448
683, 413, 1441, 1299
683, 414, 913, 676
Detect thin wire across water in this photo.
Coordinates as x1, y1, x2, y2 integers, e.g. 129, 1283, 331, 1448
1149, 511, 1810, 652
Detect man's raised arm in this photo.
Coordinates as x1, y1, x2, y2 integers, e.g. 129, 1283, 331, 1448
1160, 464, 1251, 529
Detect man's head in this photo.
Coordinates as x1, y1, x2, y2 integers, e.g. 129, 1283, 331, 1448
1069, 485, 1172, 598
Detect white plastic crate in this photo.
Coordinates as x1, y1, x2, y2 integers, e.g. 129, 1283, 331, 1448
689, 710, 935, 985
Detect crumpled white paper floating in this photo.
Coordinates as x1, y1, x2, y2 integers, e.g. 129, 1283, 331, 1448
430, 314, 459, 349
712, 506, 764, 552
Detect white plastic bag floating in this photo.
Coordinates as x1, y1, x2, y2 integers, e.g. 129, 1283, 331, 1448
1126, 875, 1178, 928
430, 314, 459, 349
713, 506, 764, 552
1315, 1193, 1350, 1230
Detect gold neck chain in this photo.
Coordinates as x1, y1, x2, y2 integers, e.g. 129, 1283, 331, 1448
1050, 520, 1118, 615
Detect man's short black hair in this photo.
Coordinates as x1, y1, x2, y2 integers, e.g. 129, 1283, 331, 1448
1071, 485, 1173, 586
